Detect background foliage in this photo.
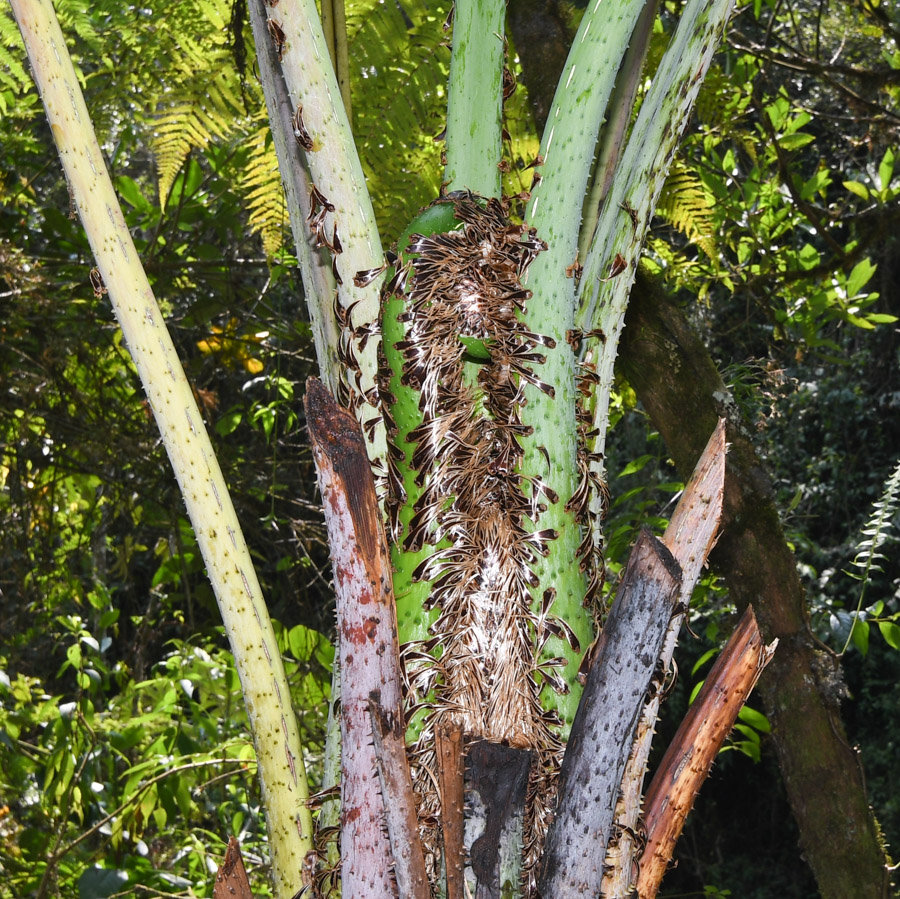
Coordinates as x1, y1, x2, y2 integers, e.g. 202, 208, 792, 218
1, 0, 899, 896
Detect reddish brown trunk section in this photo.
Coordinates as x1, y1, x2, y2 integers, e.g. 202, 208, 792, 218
305, 378, 428, 899
639, 607, 775, 898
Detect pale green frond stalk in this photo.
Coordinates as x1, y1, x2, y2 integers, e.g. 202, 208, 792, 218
247, 0, 341, 392
521, 0, 649, 731
246, 2, 345, 849
11, 3, 313, 896
576, 0, 737, 485
443, 0, 505, 196
578, 0, 659, 261
265, 0, 386, 464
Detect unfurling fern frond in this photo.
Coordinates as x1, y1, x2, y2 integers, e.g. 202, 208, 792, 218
241, 123, 288, 259
655, 158, 718, 260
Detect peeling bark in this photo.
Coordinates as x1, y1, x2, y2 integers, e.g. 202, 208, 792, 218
436, 722, 466, 899
467, 741, 532, 899
214, 837, 254, 899
369, 701, 431, 899
604, 419, 726, 896
638, 606, 776, 898
305, 378, 427, 899
538, 530, 681, 897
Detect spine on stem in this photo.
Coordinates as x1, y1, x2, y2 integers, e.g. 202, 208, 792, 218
12, 2, 314, 895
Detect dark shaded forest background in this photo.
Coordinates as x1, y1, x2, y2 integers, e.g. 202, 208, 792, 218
1, 0, 899, 896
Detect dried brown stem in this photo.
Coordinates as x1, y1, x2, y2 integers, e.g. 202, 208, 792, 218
603, 419, 726, 895
637, 606, 777, 898
214, 837, 254, 899
435, 721, 466, 899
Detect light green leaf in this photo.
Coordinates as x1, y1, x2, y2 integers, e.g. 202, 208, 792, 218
691, 648, 718, 676
879, 621, 900, 650
618, 454, 653, 477
732, 723, 761, 743
878, 147, 894, 191
843, 180, 870, 201
738, 705, 771, 733
846, 258, 877, 298
777, 132, 815, 151
115, 175, 150, 211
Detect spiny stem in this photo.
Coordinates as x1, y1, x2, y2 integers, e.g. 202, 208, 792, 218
521, 0, 648, 735
11, 2, 314, 895
266, 0, 387, 464
444, 0, 506, 195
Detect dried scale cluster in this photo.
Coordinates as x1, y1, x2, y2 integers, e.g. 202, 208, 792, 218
301, 174, 384, 452
567, 327, 612, 615
379, 192, 583, 885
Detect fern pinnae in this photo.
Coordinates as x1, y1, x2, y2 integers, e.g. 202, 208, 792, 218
151, 47, 243, 206
348, 0, 450, 240
0, 5, 31, 95
841, 457, 900, 655
655, 157, 718, 260
241, 122, 289, 258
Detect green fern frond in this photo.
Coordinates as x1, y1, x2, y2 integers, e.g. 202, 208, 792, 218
151, 54, 243, 206
138, 0, 246, 207
346, 0, 450, 241
850, 458, 900, 579
241, 124, 288, 259
0, 6, 30, 99
839, 457, 900, 655
656, 158, 718, 259
55, 0, 104, 54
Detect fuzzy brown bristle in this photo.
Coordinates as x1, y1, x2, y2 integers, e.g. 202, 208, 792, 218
383, 192, 583, 891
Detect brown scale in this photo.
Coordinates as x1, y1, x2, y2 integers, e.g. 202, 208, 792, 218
267, 18, 286, 59
563, 335, 610, 614
383, 192, 585, 892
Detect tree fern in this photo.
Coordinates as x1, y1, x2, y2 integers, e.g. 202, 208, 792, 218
345, 0, 450, 240
240, 123, 290, 258
0, 6, 31, 99
152, 49, 246, 206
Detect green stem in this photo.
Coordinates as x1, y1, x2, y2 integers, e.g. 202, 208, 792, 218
248, 0, 341, 394
265, 0, 386, 465
521, 0, 648, 732
576, 0, 737, 479
11, 2, 314, 895
333, 0, 352, 125
578, 0, 659, 261
444, 0, 506, 195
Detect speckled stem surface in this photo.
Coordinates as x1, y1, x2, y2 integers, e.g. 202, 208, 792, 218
11, 2, 313, 895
